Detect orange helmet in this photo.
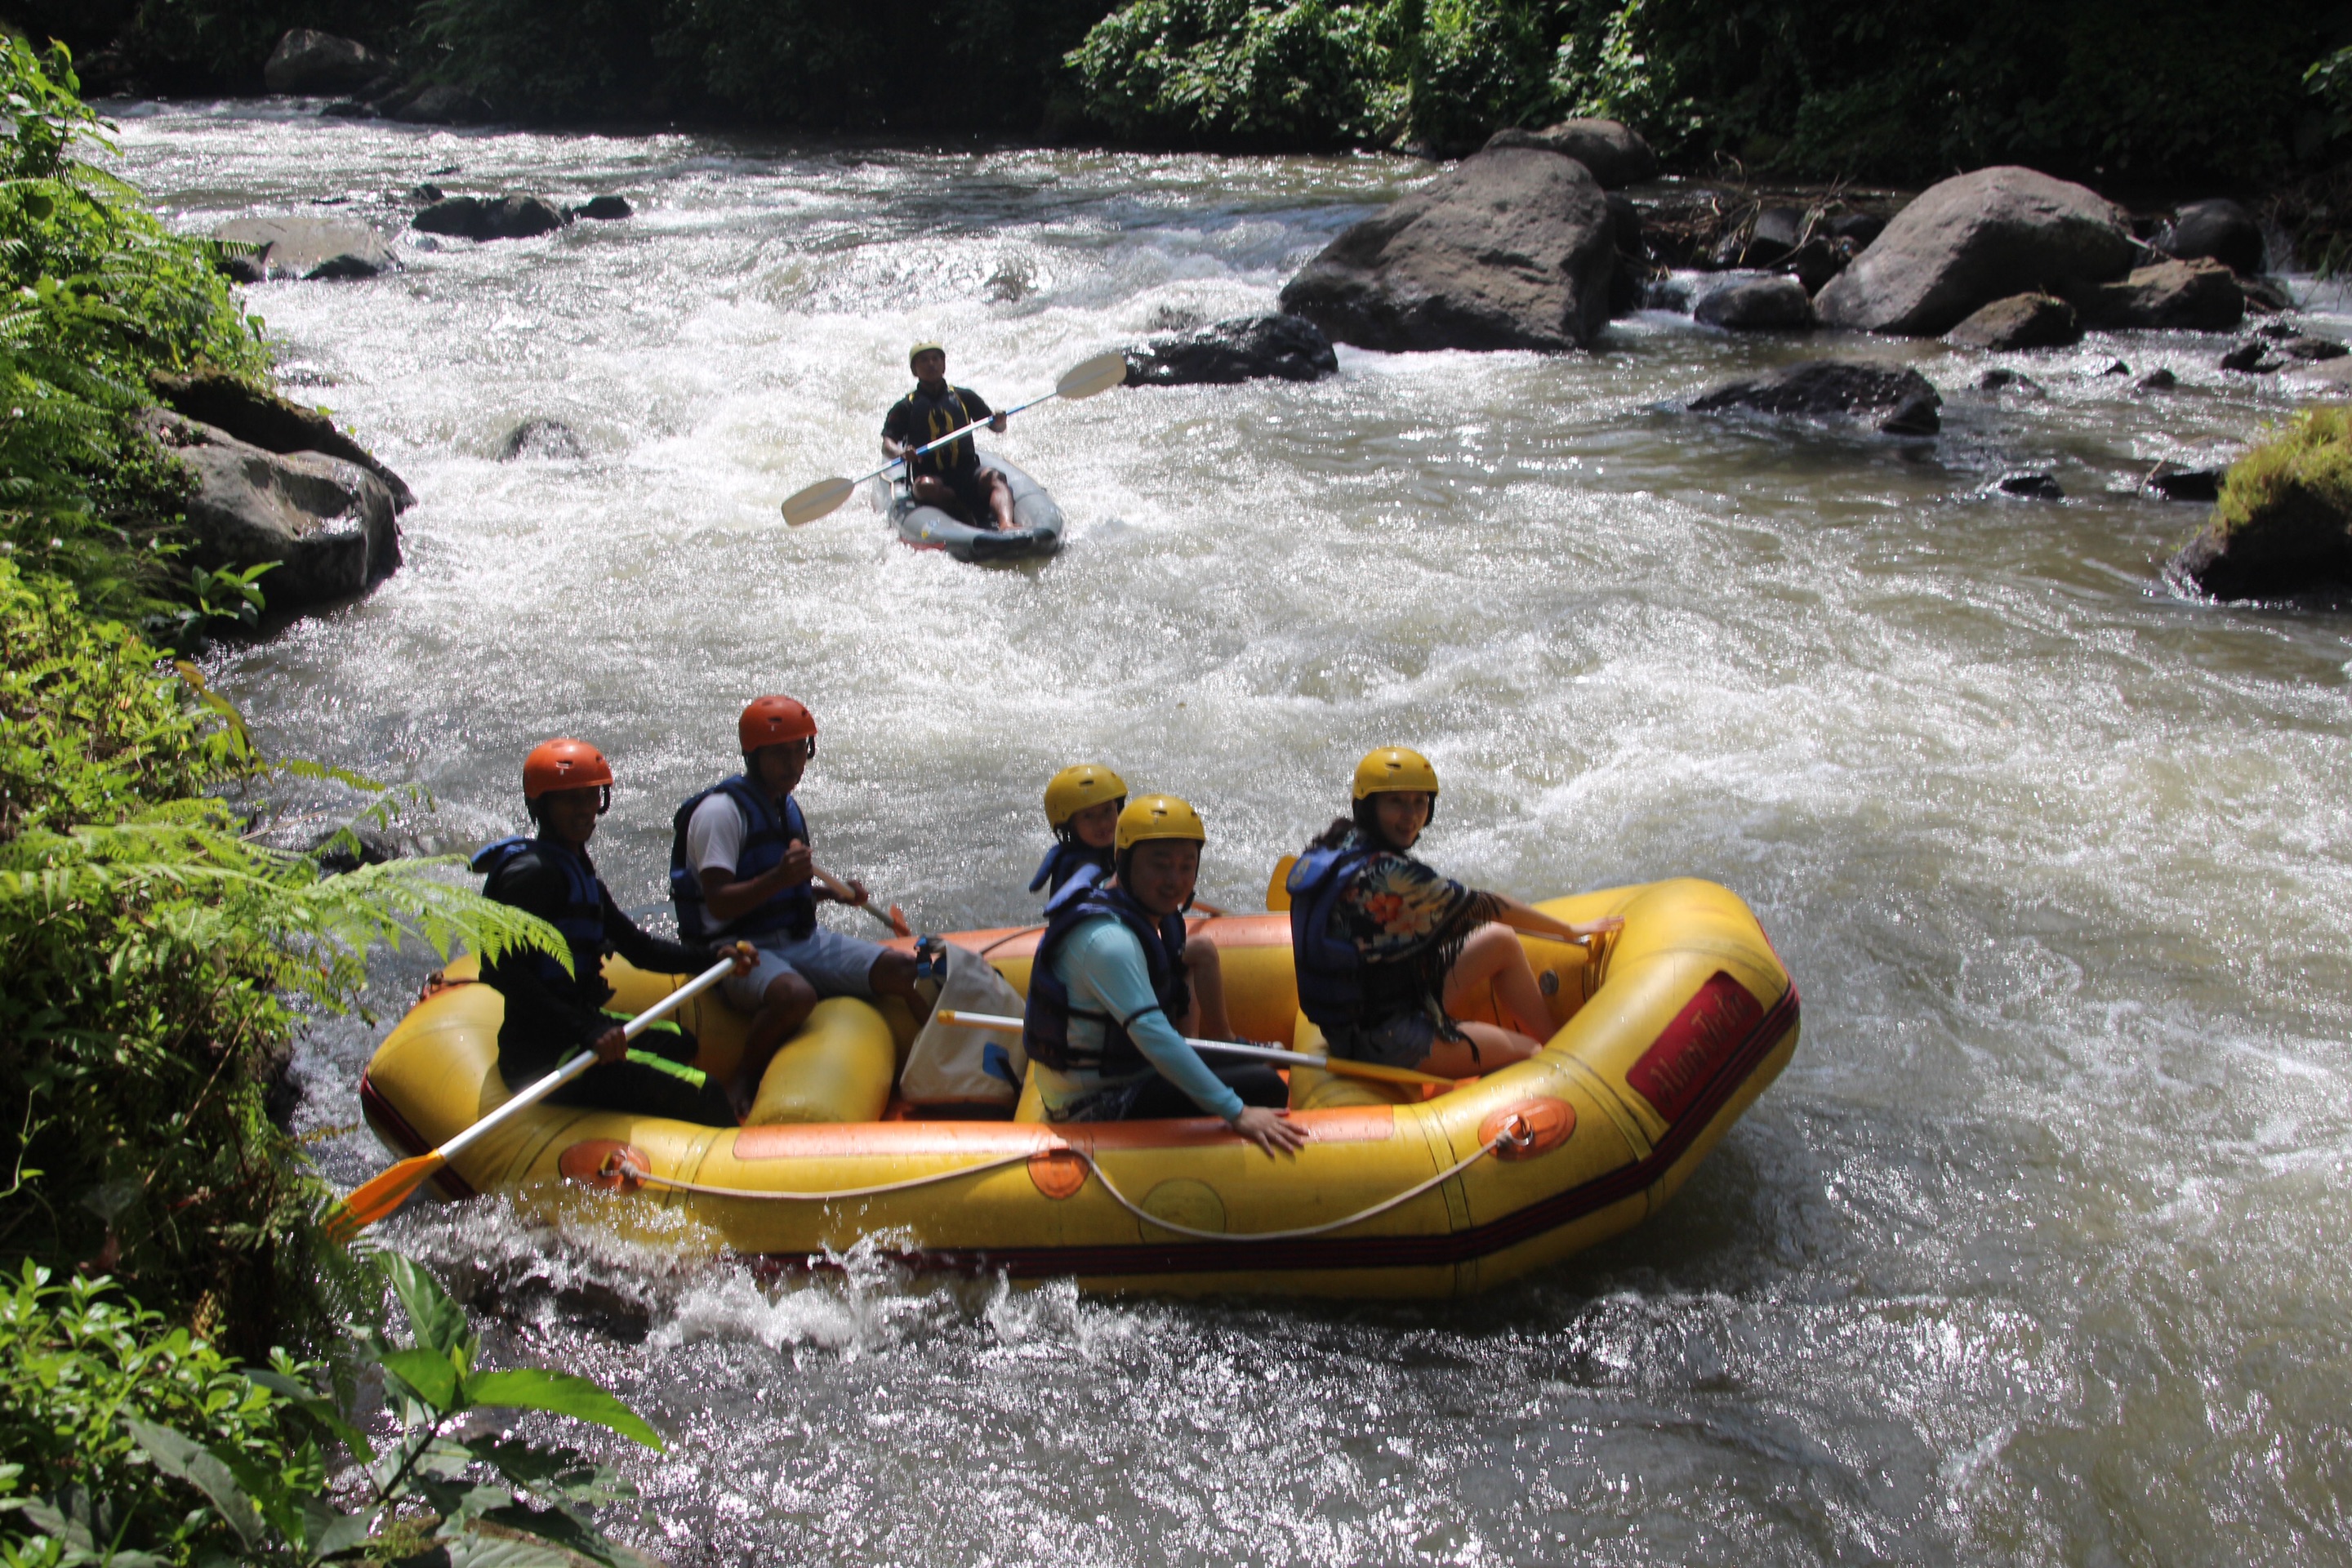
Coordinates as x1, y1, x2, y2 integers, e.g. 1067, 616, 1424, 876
738, 694, 817, 755
523, 737, 614, 800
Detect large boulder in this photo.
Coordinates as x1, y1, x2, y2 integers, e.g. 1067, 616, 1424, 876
2168, 408, 2352, 600
139, 411, 400, 612
391, 85, 495, 125
1814, 167, 2134, 336
2077, 258, 2244, 332
262, 30, 385, 95
412, 195, 567, 242
1124, 314, 1337, 385
2158, 199, 2265, 277
150, 369, 413, 510
1278, 145, 1616, 353
1944, 292, 2081, 350
1693, 274, 1815, 331
1480, 118, 1658, 189
211, 216, 395, 280
1688, 360, 1941, 435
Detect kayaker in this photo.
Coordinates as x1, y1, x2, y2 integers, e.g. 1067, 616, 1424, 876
1022, 795, 1306, 1156
670, 695, 930, 1111
1029, 762, 1125, 899
474, 737, 753, 1127
881, 341, 1013, 532
1287, 747, 1625, 1077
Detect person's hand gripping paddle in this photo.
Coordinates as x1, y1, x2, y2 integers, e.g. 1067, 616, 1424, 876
326, 952, 742, 1238
780, 350, 1129, 527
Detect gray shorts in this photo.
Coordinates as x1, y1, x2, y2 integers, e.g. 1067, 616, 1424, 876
1324, 1011, 1441, 1070
721, 927, 883, 1009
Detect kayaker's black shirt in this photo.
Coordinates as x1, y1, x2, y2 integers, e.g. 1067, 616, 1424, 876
883, 384, 991, 479
479, 846, 706, 1068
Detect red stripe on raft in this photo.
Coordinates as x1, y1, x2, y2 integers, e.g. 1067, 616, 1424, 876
358, 1072, 479, 1200
750, 981, 1800, 1280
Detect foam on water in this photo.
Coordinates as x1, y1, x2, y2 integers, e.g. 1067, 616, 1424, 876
109, 101, 2352, 1562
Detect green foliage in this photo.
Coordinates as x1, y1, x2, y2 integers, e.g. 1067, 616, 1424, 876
0, 1258, 664, 1566
118, 2, 418, 95
1403, 0, 1557, 154
1066, 0, 1406, 149
0, 37, 270, 627
2213, 406, 2352, 542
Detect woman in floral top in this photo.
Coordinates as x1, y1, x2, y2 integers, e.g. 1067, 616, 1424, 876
1288, 747, 1623, 1077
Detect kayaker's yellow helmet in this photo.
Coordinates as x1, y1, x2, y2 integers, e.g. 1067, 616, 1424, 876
1045, 764, 1128, 832
909, 340, 945, 368
1352, 746, 1439, 801
1116, 794, 1206, 853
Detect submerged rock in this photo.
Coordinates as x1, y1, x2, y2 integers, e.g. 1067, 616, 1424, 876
2077, 258, 2243, 332
2156, 198, 2266, 277
2147, 463, 2223, 501
151, 369, 412, 510
2169, 408, 2352, 599
1279, 145, 1615, 353
2278, 334, 2349, 362
1740, 205, 1808, 267
1945, 292, 2080, 350
2136, 368, 2178, 392
1479, 118, 1658, 189
1815, 166, 2134, 336
1688, 360, 1941, 435
414, 194, 567, 241
140, 411, 400, 612
264, 29, 385, 95
2220, 340, 2282, 374
212, 216, 395, 280
497, 418, 587, 460
1692, 274, 1814, 331
572, 194, 633, 220
1979, 368, 2045, 395
393, 85, 496, 125
1997, 472, 2064, 500
1124, 314, 1338, 385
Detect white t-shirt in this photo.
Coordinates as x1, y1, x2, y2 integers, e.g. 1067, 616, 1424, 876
685, 792, 750, 878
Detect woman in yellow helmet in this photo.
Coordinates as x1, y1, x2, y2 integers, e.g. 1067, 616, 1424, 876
1022, 795, 1303, 1156
1285, 747, 1622, 1077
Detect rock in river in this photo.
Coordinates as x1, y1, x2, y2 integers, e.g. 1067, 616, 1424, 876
1278, 145, 1615, 353
1814, 166, 2134, 336
263, 29, 385, 95
1688, 360, 1941, 435
150, 368, 413, 510
2156, 198, 2266, 278
497, 419, 587, 461
212, 216, 395, 280
414, 195, 568, 242
1479, 118, 1658, 189
1125, 314, 1337, 385
139, 411, 401, 613
2169, 409, 2352, 600
1944, 292, 2081, 350
1692, 275, 1815, 331
2078, 258, 2244, 332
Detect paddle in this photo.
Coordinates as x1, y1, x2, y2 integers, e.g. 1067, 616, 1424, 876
934, 1009, 1454, 1089
779, 350, 1130, 527
326, 954, 738, 1238
812, 862, 911, 938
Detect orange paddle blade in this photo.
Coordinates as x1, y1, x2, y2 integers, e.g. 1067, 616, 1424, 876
324, 1151, 446, 1240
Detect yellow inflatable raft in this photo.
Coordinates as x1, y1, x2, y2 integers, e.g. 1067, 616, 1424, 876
359, 878, 1797, 1299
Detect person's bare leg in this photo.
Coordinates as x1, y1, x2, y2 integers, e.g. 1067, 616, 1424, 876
1415, 1022, 1541, 1079
738, 970, 817, 1113
984, 470, 1014, 532
1444, 923, 1555, 1041
1179, 932, 1231, 1040
911, 474, 956, 510
867, 949, 932, 1027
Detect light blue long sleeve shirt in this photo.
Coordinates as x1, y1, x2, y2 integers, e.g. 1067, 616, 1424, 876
1036, 914, 1244, 1123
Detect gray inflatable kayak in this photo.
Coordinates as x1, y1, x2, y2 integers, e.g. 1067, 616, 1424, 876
885, 457, 1065, 564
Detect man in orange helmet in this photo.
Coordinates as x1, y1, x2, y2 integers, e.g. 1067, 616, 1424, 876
474, 738, 754, 1126
670, 696, 929, 1110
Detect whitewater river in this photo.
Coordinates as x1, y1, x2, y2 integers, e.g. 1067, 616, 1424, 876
113, 100, 2352, 1564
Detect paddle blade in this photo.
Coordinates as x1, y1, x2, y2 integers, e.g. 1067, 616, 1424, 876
780, 475, 854, 527
887, 903, 912, 938
1265, 854, 1298, 912
325, 1152, 446, 1240
1054, 350, 1129, 402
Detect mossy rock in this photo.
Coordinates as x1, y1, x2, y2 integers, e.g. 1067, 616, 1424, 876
2170, 406, 2352, 600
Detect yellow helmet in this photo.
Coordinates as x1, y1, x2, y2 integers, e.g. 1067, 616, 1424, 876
1043, 763, 1128, 830
909, 340, 945, 368
1116, 794, 1206, 853
1352, 746, 1439, 800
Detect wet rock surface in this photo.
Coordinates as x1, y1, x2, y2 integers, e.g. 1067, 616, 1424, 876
212, 216, 395, 280
1279, 145, 1615, 353
1479, 118, 1658, 189
1815, 166, 2134, 336
2157, 198, 2266, 277
2078, 258, 2244, 332
571, 195, 633, 220
263, 29, 386, 96
1997, 472, 2064, 500
1692, 274, 1815, 331
1124, 314, 1338, 385
497, 418, 588, 460
1688, 359, 1942, 435
1945, 292, 2081, 350
414, 195, 568, 241
2147, 463, 2224, 501
151, 369, 413, 509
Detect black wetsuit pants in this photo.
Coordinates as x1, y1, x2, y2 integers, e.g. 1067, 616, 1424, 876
497, 1016, 736, 1128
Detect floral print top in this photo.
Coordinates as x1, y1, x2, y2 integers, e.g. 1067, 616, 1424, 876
1323, 829, 1502, 1026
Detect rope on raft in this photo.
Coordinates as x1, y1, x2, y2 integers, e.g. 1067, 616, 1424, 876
612, 1116, 1534, 1243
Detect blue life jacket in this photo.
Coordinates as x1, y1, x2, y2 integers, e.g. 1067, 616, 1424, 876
472, 835, 608, 996
1022, 878, 1191, 1076
1028, 839, 1113, 898
667, 776, 816, 944
1286, 840, 1382, 1032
